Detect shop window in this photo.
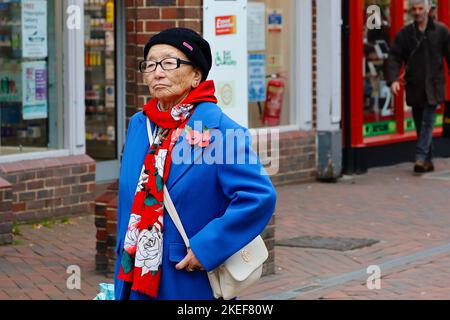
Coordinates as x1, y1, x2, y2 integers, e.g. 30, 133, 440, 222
363, 0, 396, 138
247, 0, 295, 128
84, 0, 117, 160
0, 0, 59, 156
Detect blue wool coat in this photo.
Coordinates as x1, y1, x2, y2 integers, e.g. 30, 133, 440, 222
114, 102, 277, 300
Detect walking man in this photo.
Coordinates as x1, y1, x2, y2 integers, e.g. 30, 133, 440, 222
388, 0, 450, 173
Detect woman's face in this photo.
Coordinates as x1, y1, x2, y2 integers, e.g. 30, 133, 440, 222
144, 44, 202, 107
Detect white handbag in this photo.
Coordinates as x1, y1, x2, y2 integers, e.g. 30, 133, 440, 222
146, 118, 269, 300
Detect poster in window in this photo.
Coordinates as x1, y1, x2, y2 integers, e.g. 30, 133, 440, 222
267, 9, 282, 33
22, 60, 48, 120
247, 2, 265, 51
248, 54, 266, 102
22, 0, 48, 58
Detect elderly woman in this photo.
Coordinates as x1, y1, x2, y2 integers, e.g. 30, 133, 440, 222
114, 28, 276, 300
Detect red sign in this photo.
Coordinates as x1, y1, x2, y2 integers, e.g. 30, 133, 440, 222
215, 15, 237, 36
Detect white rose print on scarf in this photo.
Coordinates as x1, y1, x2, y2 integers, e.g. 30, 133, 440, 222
135, 166, 149, 193
135, 223, 163, 276
170, 104, 194, 121
155, 149, 168, 178
124, 214, 141, 255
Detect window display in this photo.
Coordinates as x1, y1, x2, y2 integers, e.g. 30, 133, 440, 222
362, 0, 443, 138
247, 0, 294, 128
0, 0, 55, 156
363, 0, 396, 137
84, 0, 117, 160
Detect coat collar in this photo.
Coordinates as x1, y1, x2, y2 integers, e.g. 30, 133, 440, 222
131, 102, 222, 193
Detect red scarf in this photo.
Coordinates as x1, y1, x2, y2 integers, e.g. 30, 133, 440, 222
118, 80, 217, 298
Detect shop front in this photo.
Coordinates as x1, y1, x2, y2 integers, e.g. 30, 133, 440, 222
343, 0, 450, 173
0, 0, 96, 239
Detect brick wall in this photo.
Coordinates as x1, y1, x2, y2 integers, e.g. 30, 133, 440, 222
269, 131, 317, 186
0, 155, 96, 226
0, 177, 13, 245
125, 0, 203, 124
95, 182, 118, 273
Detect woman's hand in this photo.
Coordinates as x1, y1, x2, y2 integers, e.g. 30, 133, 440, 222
176, 248, 205, 272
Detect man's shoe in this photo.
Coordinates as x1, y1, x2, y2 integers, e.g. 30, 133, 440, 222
414, 160, 427, 173
424, 160, 435, 172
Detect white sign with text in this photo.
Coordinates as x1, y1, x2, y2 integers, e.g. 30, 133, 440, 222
22, 0, 48, 58
203, 0, 248, 127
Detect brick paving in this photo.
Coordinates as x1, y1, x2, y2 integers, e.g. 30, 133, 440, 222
0, 216, 107, 300
1, 158, 450, 300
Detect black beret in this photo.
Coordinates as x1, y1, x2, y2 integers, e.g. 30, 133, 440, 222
144, 28, 212, 82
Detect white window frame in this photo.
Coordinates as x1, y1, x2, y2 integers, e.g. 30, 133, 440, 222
63, 0, 86, 155
316, 0, 342, 132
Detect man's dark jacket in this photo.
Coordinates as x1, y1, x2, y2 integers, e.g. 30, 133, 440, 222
387, 18, 450, 107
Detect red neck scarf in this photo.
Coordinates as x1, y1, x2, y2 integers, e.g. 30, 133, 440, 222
118, 80, 217, 298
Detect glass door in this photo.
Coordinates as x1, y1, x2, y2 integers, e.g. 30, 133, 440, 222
84, 0, 120, 182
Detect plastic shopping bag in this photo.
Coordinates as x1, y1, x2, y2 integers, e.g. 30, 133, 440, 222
93, 283, 115, 300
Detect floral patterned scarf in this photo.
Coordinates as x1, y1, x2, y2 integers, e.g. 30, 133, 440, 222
118, 80, 217, 298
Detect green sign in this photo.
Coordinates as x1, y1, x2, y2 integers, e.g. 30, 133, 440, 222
405, 118, 416, 132
436, 114, 443, 127
405, 115, 443, 132
363, 120, 396, 137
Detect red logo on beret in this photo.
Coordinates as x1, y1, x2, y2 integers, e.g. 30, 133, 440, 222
183, 42, 193, 51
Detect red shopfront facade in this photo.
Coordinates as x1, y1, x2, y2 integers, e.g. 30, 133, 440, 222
343, 0, 450, 173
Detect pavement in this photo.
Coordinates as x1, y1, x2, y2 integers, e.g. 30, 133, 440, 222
1, 158, 450, 300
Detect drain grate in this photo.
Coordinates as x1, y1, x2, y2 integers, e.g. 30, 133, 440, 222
276, 236, 379, 251
423, 170, 450, 181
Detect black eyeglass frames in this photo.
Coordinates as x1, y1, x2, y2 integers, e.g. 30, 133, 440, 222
139, 57, 193, 73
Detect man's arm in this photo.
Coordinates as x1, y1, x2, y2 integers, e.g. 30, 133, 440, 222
387, 30, 408, 95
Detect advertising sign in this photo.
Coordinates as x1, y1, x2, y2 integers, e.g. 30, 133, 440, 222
204, 0, 248, 127
22, 0, 48, 58
215, 15, 237, 36
248, 54, 266, 102
22, 60, 48, 120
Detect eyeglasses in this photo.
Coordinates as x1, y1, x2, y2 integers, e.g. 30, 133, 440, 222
139, 57, 193, 73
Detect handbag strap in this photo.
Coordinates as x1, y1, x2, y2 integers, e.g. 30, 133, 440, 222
163, 185, 190, 248
146, 117, 191, 249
